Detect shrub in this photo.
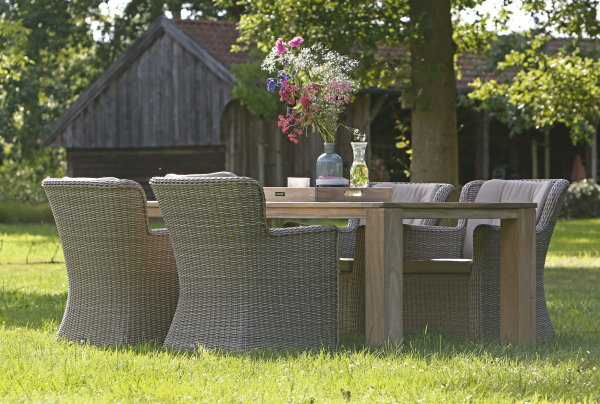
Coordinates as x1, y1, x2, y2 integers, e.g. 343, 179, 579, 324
0, 148, 65, 203
559, 179, 600, 219
0, 200, 54, 223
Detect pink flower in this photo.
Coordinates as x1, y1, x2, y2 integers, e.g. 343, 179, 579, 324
276, 38, 288, 55
279, 81, 299, 105
288, 36, 304, 47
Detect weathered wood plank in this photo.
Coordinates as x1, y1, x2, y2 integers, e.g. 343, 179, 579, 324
181, 49, 194, 145
263, 187, 392, 202
68, 146, 227, 197
116, 73, 127, 147
193, 60, 206, 145
106, 82, 117, 147
500, 208, 537, 343
365, 207, 404, 345
44, 18, 168, 146
172, 41, 181, 144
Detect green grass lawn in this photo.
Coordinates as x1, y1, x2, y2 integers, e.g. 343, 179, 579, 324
1, 220, 599, 402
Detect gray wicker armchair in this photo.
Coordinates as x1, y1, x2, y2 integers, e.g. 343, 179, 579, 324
402, 179, 569, 339
340, 182, 455, 333
150, 176, 339, 351
42, 177, 179, 346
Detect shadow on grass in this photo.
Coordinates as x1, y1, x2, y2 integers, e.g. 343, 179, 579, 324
0, 288, 65, 329
3, 264, 598, 365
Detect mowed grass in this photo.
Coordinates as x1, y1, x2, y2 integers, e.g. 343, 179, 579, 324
0, 220, 599, 402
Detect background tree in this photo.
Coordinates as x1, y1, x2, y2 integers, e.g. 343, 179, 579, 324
230, 0, 500, 186
468, 1, 599, 180
0, 0, 106, 201
0, 0, 240, 201
469, 35, 600, 143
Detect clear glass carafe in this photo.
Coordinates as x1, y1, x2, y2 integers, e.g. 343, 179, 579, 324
350, 141, 369, 188
316, 142, 343, 186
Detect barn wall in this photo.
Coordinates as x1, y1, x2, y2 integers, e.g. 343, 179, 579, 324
222, 100, 301, 186
221, 96, 372, 186
60, 33, 231, 149
67, 146, 226, 197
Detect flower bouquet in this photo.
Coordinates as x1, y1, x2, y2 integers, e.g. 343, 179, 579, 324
262, 36, 359, 144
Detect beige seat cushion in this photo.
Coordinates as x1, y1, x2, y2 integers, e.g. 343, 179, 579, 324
462, 179, 552, 258
58, 176, 121, 182
360, 183, 441, 226
164, 171, 238, 178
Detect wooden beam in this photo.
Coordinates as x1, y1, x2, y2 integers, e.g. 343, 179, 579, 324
531, 139, 539, 179
365, 207, 404, 346
500, 208, 536, 343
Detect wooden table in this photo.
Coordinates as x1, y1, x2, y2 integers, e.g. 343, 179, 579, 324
147, 200, 537, 346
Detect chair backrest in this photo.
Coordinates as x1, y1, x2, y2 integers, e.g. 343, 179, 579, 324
357, 182, 454, 226
150, 176, 267, 268
42, 177, 153, 255
462, 179, 569, 258
42, 177, 179, 345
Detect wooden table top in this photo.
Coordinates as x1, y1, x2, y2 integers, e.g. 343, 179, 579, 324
147, 200, 537, 220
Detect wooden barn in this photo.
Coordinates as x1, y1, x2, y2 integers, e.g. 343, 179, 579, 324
42, 16, 371, 195
44, 16, 597, 193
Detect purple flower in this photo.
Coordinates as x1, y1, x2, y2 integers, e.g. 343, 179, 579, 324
266, 78, 277, 92
276, 38, 288, 55
277, 71, 290, 81
288, 36, 304, 47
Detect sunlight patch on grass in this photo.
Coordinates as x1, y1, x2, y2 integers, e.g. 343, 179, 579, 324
0, 221, 599, 402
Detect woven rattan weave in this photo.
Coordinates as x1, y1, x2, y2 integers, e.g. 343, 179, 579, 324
400, 179, 569, 339
42, 177, 179, 346
150, 176, 339, 351
340, 182, 455, 333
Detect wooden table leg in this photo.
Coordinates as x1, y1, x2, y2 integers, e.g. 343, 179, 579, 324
500, 208, 536, 343
365, 207, 404, 347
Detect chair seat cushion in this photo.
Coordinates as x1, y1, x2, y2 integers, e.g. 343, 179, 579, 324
360, 183, 442, 226
165, 171, 237, 178
462, 179, 552, 258
404, 259, 473, 274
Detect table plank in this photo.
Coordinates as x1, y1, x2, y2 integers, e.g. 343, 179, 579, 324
500, 208, 537, 343
365, 207, 404, 345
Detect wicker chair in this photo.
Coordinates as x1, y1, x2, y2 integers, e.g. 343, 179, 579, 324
401, 179, 569, 339
150, 176, 339, 351
42, 177, 179, 346
340, 182, 455, 333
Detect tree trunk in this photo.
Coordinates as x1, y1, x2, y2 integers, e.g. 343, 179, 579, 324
408, 0, 459, 186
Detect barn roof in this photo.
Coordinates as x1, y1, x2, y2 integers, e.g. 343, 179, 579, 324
174, 19, 248, 67
43, 17, 244, 146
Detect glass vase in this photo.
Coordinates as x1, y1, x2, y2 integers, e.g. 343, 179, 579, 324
350, 141, 369, 188
316, 142, 343, 186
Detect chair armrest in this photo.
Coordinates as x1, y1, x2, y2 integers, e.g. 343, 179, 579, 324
338, 225, 357, 259
403, 224, 465, 260
471, 224, 501, 275
267, 225, 339, 284
283, 221, 356, 258
269, 224, 338, 236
